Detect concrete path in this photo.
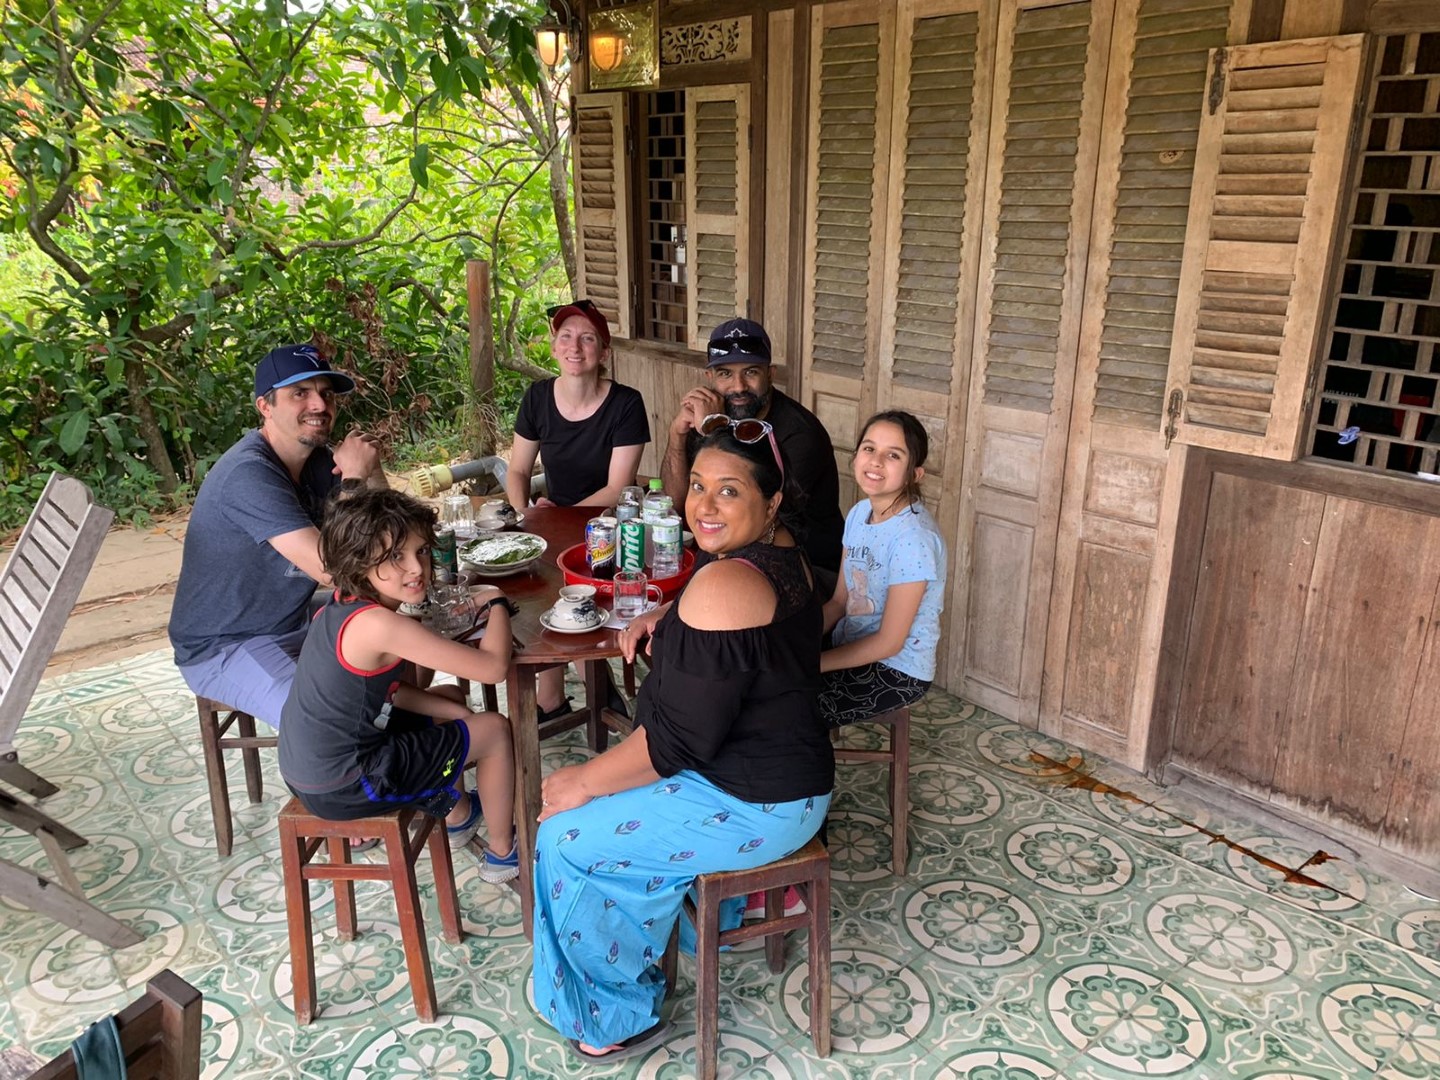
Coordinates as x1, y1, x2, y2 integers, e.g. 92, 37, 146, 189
35, 515, 188, 675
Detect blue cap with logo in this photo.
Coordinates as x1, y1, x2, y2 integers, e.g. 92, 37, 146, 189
253, 344, 356, 399
705, 318, 773, 368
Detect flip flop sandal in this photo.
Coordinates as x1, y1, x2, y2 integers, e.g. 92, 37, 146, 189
569, 1021, 671, 1064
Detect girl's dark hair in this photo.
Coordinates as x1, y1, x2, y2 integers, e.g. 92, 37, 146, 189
692, 427, 808, 540
321, 488, 438, 601
859, 410, 929, 509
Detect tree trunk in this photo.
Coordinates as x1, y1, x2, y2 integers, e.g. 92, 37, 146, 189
539, 77, 578, 293
123, 351, 180, 493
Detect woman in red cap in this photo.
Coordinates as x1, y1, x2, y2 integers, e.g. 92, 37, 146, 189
505, 299, 651, 719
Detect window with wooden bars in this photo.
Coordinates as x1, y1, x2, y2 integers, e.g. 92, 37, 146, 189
642, 90, 688, 343
1309, 31, 1440, 478
572, 87, 751, 348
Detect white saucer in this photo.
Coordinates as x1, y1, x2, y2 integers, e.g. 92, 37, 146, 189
475, 512, 525, 531
539, 608, 605, 634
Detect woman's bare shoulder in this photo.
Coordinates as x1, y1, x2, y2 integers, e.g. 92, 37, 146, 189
678, 558, 776, 631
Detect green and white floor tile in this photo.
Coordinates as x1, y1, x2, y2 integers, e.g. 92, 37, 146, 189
3, 649, 1439, 1077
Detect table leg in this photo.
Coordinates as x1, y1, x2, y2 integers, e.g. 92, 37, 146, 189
507, 663, 541, 940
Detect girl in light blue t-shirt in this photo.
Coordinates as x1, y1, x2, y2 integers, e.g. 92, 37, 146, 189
820, 411, 947, 726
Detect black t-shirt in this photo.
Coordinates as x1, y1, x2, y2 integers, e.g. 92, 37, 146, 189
514, 379, 650, 506
637, 542, 834, 802
685, 389, 844, 574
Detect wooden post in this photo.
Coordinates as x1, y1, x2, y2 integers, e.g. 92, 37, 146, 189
466, 259, 498, 455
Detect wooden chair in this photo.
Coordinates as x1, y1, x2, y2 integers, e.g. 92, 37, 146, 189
196, 696, 278, 858
0, 473, 140, 948
662, 837, 831, 1080
833, 705, 911, 875
27, 968, 202, 1079
277, 798, 463, 1024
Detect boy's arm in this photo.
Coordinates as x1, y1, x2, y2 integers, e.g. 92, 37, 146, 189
343, 603, 515, 685
392, 683, 472, 720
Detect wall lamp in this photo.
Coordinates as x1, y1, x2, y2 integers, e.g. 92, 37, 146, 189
535, 0, 579, 68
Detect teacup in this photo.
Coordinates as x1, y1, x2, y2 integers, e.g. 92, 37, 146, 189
552, 584, 601, 628
477, 498, 518, 530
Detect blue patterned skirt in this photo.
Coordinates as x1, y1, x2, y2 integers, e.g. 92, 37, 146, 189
531, 770, 830, 1047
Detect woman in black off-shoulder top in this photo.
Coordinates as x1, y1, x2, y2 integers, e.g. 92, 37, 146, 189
529, 421, 834, 1064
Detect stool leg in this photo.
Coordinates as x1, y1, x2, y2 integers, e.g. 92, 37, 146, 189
426, 818, 464, 945
808, 866, 832, 1057
197, 701, 234, 858
237, 711, 265, 804
892, 713, 910, 877
386, 818, 439, 1022
695, 882, 721, 1080
329, 837, 358, 942
764, 888, 785, 973
279, 816, 317, 1025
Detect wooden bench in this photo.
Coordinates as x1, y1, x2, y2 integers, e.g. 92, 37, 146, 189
26, 969, 202, 1079
0, 472, 140, 947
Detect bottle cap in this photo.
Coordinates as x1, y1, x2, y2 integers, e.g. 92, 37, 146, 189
648, 477, 663, 490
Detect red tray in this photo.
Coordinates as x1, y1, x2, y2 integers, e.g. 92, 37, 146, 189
557, 543, 695, 601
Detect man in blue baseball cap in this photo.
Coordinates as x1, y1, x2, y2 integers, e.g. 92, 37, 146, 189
169, 344, 385, 729
659, 318, 844, 591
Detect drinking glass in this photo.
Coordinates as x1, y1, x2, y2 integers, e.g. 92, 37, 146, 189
441, 493, 476, 539
426, 583, 474, 635
613, 570, 662, 621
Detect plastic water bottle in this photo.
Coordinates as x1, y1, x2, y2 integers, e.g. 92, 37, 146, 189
641, 478, 673, 569
651, 515, 682, 580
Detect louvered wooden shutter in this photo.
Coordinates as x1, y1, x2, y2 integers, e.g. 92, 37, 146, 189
979, 0, 1096, 411
1166, 35, 1364, 457
804, 2, 893, 384
686, 85, 751, 349
573, 93, 632, 339
1092, 0, 1234, 429
881, 3, 983, 396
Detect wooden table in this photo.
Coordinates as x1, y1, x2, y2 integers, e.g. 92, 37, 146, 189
475, 505, 626, 936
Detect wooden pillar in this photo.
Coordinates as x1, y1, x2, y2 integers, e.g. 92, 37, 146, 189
466, 259, 498, 455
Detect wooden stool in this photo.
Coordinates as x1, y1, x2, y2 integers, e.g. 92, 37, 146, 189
662, 837, 831, 1080
277, 798, 463, 1024
195, 696, 278, 857
833, 705, 910, 875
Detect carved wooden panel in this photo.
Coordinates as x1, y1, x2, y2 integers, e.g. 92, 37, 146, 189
1060, 542, 1151, 736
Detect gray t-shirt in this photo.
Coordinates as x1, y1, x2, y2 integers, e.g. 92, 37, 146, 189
169, 430, 338, 666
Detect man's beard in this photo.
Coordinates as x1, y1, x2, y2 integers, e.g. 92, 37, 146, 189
724, 389, 770, 420
298, 426, 331, 450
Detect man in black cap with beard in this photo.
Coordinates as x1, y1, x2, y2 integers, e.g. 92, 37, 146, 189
660, 318, 843, 591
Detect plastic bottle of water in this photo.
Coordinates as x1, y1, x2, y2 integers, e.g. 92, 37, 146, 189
641, 478, 673, 569
651, 515, 682, 580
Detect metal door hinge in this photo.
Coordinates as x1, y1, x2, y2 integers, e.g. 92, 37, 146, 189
1164, 388, 1184, 449
1207, 48, 1227, 115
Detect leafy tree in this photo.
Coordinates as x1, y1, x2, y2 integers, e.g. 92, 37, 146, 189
0, 0, 576, 526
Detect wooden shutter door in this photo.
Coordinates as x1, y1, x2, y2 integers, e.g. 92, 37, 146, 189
948, 0, 1114, 722
1041, 0, 1243, 765
1166, 35, 1365, 458
686, 85, 751, 349
573, 93, 632, 339
876, 0, 996, 658
801, 0, 896, 498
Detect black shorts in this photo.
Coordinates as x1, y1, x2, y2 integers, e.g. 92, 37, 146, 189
291, 711, 470, 821
818, 662, 929, 728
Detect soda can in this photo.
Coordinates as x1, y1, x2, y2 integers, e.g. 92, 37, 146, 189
431, 525, 458, 585
618, 519, 645, 572
585, 515, 617, 579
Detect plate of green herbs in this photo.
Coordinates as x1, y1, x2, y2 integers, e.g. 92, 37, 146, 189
459, 532, 547, 576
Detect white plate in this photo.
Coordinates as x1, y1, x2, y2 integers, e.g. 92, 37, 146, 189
460, 533, 547, 576
539, 608, 606, 635
475, 511, 525, 530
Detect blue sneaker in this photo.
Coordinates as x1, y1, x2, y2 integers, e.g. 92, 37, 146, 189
478, 843, 519, 884
445, 792, 483, 848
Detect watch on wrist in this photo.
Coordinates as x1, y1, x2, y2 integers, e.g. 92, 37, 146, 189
477, 596, 519, 620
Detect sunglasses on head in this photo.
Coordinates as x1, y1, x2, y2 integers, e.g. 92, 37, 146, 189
706, 335, 770, 361
698, 414, 785, 480
546, 298, 598, 318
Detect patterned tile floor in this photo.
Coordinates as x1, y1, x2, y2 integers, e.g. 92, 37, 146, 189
3, 649, 1439, 1078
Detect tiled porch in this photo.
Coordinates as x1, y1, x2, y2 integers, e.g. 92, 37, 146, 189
2, 649, 1438, 1078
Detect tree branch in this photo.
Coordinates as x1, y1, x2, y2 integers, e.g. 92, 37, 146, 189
286, 183, 419, 255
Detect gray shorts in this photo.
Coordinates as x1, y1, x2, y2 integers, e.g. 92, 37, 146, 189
177, 627, 309, 730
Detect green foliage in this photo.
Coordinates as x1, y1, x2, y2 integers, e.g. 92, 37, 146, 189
0, 0, 573, 530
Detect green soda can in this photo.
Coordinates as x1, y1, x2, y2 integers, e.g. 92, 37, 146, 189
431, 525, 458, 585
618, 519, 645, 572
